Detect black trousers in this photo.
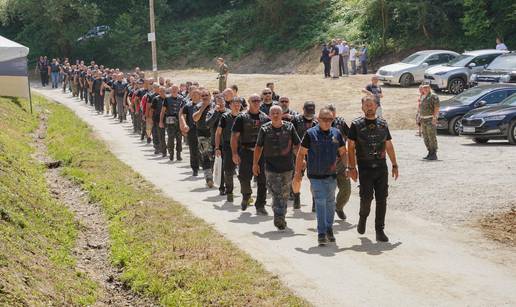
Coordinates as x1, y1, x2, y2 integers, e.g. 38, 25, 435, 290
238, 148, 266, 208
358, 165, 388, 230
166, 123, 182, 156
187, 130, 200, 171
323, 61, 331, 77
94, 92, 103, 112
339, 55, 344, 76
222, 144, 235, 194
40, 71, 48, 86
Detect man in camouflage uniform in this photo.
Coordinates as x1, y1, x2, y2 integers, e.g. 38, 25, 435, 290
419, 84, 440, 161
254, 105, 300, 230
217, 58, 229, 92
327, 104, 352, 220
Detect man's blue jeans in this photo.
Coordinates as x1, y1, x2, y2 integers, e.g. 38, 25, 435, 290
51, 72, 59, 88
309, 177, 337, 235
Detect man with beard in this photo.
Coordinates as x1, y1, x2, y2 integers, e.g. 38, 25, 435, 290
193, 89, 216, 187
347, 96, 399, 242
159, 85, 184, 161
231, 94, 270, 215
259, 88, 276, 115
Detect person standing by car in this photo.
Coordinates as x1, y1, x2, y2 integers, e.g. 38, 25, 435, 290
362, 76, 384, 117
496, 37, 508, 51
347, 96, 399, 242
419, 84, 440, 160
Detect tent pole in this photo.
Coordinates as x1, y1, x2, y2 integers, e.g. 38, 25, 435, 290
27, 77, 33, 114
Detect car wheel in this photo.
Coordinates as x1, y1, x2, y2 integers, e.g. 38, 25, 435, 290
473, 138, 488, 144
508, 120, 516, 145
448, 78, 466, 95
399, 73, 414, 87
448, 115, 462, 135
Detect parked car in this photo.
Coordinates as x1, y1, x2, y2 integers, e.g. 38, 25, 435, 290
77, 25, 110, 42
461, 93, 516, 144
376, 50, 459, 87
471, 52, 516, 85
424, 49, 507, 94
437, 84, 516, 135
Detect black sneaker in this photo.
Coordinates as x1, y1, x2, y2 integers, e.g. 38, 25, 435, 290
192, 170, 198, 177
376, 229, 389, 242
176, 153, 182, 161
140, 134, 144, 141
146, 137, 151, 144
318, 234, 327, 246
241, 198, 248, 211
336, 209, 347, 220
293, 194, 301, 209
169, 155, 174, 161
256, 207, 268, 216
162, 152, 167, 158
357, 217, 367, 235
274, 216, 286, 230
427, 151, 438, 161
219, 189, 227, 196
326, 229, 336, 242
226, 193, 234, 203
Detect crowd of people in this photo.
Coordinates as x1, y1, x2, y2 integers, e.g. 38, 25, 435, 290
320, 39, 368, 78
38, 56, 403, 247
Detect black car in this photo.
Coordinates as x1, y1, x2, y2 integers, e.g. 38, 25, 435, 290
461, 93, 516, 144
437, 84, 516, 135
471, 52, 516, 85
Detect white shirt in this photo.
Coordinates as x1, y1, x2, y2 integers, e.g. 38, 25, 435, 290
496, 43, 508, 51
349, 48, 357, 61
337, 44, 345, 54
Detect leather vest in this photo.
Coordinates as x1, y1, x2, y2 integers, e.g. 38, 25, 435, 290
293, 115, 316, 140
240, 111, 269, 145
353, 117, 388, 162
261, 122, 294, 158
165, 96, 182, 117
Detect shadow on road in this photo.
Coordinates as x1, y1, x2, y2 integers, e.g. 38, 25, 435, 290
295, 237, 401, 257
288, 209, 316, 221
229, 211, 273, 225
252, 228, 306, 240
213, 202, 241, 213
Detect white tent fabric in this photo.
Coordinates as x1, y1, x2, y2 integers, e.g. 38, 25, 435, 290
0, 35, 30, 62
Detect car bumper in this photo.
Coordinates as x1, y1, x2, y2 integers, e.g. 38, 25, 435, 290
376, 74, 399, 85
424, 75, 448, 90
461, 120, 509, 137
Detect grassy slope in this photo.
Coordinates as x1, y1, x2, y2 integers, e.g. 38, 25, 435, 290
41, 94, 308, 306
0, 97, 97, 306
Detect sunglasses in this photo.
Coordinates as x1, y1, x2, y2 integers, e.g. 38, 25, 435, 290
279, 100, 289, 103
263, 92, 272, 95
201, 94, 209, 97
251, 99, 261, 103
319, 117, 333, 122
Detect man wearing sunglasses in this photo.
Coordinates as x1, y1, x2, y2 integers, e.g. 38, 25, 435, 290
231, 94, 270, 214
276, 96, 298, 122
259, 88, 277, 115
347, 96, 399, 242
193, 89, 216, 188
294, 107, 348, 246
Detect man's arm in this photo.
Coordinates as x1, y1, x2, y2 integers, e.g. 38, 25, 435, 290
347, 139, 358, 182
215, 127, 223, 157
293, 146, 308, 193
193, 103, 209, 122
385, 140, 399, 180
159, 106, 166, 128
252, 146, 263, 176
231, 132, 241, 165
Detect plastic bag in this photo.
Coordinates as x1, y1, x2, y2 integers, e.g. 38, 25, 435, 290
213, 155, 222, 188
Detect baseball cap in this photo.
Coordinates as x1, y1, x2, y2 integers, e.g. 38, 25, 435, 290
303, 101, 316, 114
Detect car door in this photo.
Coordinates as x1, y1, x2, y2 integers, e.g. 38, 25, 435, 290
414, 54, 438, 81
470, 54, 497, 75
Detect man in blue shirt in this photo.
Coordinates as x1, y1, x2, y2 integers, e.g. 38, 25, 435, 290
294, 107, 348, 246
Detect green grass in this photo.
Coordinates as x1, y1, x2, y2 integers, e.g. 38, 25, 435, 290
0, 96, 98, 306
39, 94, 308, 306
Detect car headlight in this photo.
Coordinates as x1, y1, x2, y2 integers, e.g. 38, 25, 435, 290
500, 75, 510, 82
434, 71, 447, 76
438, 111, 447, 117
471, 74, 477, 81
484, 115, 506, 121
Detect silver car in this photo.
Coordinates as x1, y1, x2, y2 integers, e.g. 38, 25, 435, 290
424, 49, 507, 94
376, 50, 459, 87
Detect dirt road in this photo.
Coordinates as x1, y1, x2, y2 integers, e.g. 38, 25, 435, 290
34, 86, 516, 307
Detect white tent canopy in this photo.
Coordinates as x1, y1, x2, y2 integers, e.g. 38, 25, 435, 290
0, 35, 29, 62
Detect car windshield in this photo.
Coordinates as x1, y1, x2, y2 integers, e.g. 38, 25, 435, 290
401, 53, 427, 64
451, 87, 490, 104
487, 55, 516, 70
446, 55, 474, 67
500, 94, 516, 106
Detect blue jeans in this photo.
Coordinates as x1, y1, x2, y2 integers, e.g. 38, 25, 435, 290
51, 72, 59, 88
310, 177, 337, 235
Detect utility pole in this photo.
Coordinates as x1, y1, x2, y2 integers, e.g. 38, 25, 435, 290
149, 0, 158, 79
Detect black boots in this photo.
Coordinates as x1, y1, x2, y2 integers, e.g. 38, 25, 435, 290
293, 193, 301, 209
336, 209, 347, 220
326, 228, 336, 242
274, 216, 286, 230
424, 151, 438, 160
176, 152, 182, 161
357, 217, 367, 234
376, 229, 389, 242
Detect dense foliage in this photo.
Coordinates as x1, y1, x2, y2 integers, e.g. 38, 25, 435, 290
0, 0, 514, 68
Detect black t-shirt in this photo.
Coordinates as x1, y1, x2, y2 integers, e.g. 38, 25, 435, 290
256, 122, 300, 173
193, 102, 212, 137
365, 83, 382, 105
332, 46, 339, 56
92, 78, 102, 93
219, 112, 239, 144
232, 111, 270, 147
151, 96, 164, 122
347, 118, 392, 142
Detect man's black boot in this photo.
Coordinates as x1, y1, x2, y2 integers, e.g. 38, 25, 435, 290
326, 228, 336, 243
318, 234, 327, 246
423, 151, 430, 160
357, 217, 367, 234
336, 209, 347, 220
376, 228, 389, 242
176, 152, 182, 161
241, 197, 249, 211
293, 193, 301, 209
256, 207, 268, 216
192, 169, 198, 177
226, 193, 234, 203
427, 151, 438, 161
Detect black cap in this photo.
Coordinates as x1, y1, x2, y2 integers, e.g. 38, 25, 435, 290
303, 101, 316, 114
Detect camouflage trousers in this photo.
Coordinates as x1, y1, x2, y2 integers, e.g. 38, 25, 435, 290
198, 136, 213, 181
336, 160, 351, 211
218, 76, 227, 92
265, 170, 293, 218
421, 118, 438, 152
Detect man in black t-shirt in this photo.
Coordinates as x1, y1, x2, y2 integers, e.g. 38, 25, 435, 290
347, 96, 399, 242
231, 94, 270, 214
92, 71, 103, 114
180, 88, 201, 176
193, 89, 216, 187
151, 86, 166, 156
254, 105, 300, 230
159, 85, 184, 161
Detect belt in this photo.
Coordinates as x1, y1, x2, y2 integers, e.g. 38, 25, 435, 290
420, 115, 434, 119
